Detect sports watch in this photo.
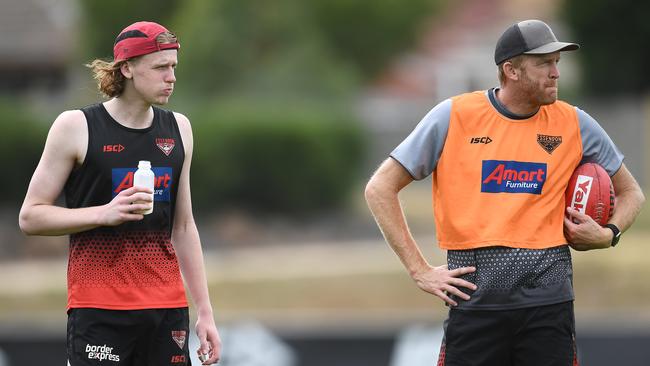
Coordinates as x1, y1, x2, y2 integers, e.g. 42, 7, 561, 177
604, 224, 621, 247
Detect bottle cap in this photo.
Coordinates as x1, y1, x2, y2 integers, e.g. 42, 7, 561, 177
138, 160, 151, 169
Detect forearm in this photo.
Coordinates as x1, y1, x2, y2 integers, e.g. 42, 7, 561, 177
609, 186, 645, 232
19, 204, 103, 236
365, 182, 430, 277
565, 166, 645, 250
608, 164, 646, 233
173, 222, 213, 316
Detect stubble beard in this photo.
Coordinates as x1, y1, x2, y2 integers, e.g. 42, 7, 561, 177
520, 71, 557, 106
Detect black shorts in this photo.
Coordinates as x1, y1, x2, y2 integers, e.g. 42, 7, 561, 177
67, 307, 192, 366
437, 301, 578, 366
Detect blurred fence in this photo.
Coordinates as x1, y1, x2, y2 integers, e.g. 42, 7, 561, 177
1, 323, 649, 366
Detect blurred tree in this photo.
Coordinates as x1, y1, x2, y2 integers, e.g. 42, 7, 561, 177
310, 0, 440, 80
563, 0, 650, 95
191, 98, 365, 214
172, 0, 442, 96
72, 0, 440, 215
77, 0, 442, 96
78, 0, 183, 59
172, 0, 358, 98
0, 99, 48, 207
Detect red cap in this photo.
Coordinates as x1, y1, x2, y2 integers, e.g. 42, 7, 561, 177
113, 21, 180, 61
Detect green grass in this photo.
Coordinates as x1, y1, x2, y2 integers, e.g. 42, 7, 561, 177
1, 230, 647, 328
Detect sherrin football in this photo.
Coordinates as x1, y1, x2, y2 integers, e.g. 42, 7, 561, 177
565, 163, 615, 225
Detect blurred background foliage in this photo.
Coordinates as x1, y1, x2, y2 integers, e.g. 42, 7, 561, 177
191, 98, 365, 214
562, 0, 650, 95
6, 0, 649, 215
78, 0, 441, 97
78, 0, 183, 60
0, 100, 46, 206
2, 2, 649, 362
310, 0, 440, 80
8, 0, 441, 216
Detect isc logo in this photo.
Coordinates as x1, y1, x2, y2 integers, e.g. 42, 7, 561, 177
170, 355, 186, 363
569, 175, 592, 213
481, 160, 547, 194
470, 136, 492, 144
103, 144, 125, 153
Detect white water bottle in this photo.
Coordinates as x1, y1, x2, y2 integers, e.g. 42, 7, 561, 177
133, 160, 155, 215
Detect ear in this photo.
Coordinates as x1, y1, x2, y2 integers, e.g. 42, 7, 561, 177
501, 61, 520, 82
120, 61, 134, 79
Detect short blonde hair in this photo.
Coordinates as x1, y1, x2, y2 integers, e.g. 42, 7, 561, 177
497, 55, 525, 85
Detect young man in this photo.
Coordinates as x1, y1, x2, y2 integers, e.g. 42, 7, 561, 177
19, 21, 220, 365
365, 19, 645, 365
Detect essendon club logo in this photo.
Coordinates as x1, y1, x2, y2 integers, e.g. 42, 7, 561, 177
156, 138, 175, 156
171, 330, 187, 350
481, 160, 547, 194
537, 134, 562, 154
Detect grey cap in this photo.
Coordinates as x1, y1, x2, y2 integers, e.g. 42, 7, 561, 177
494, 19, 579, 65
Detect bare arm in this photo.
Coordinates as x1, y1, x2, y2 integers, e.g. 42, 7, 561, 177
171, 112, 221, 365
565, 163, 645, 250
365, 158, 476, 306
18, 110, 152, 236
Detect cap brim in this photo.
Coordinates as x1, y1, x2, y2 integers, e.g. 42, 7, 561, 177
524, 41, 580, 55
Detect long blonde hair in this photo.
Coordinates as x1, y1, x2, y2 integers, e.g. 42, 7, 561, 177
86, 59, 127, 98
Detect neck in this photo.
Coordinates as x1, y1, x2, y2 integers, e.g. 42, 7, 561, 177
103, 93, 154, 129
495, 85, 540, 116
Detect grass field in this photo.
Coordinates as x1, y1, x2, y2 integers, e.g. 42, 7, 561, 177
1, 231, 648, 333
1, 184, 647, 332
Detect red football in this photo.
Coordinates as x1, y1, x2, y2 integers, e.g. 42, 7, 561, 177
565, 163, 615, 225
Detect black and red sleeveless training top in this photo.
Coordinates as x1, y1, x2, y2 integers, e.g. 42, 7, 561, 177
64, 103, 188, 310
